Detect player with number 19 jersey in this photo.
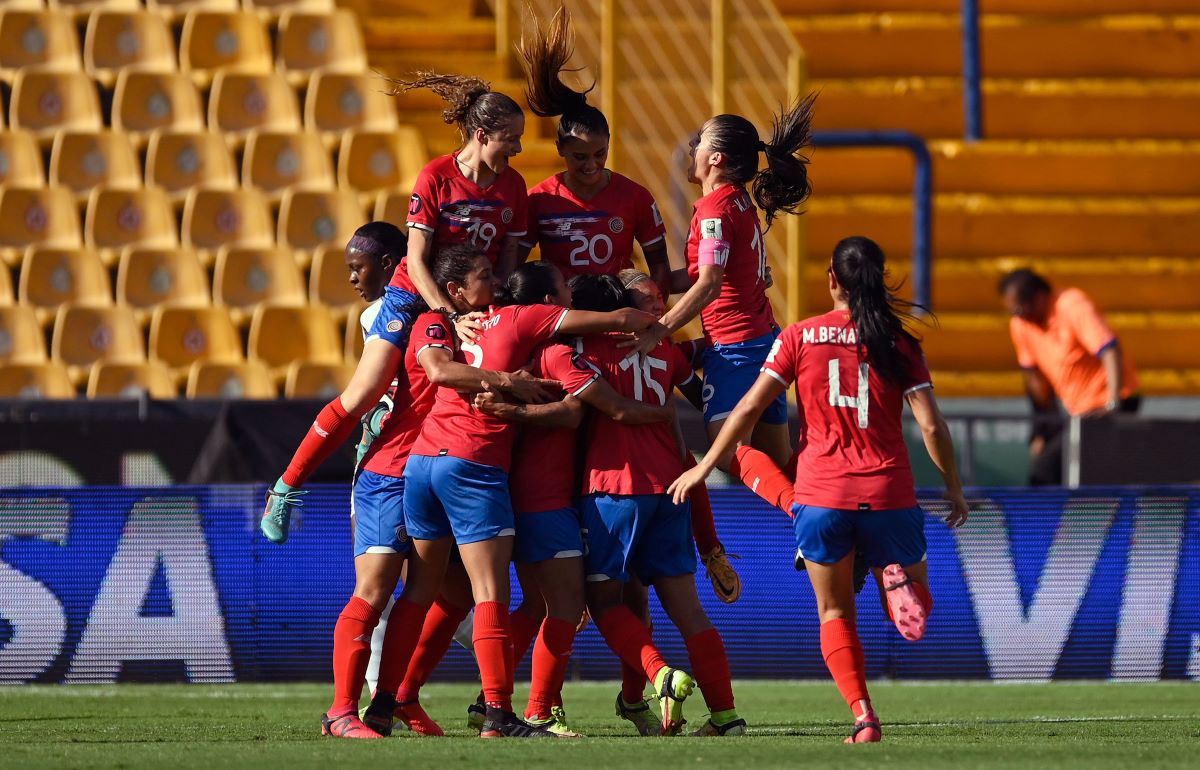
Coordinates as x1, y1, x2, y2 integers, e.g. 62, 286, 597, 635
760, 309, 932, 511
522, 172, 665, 282
395, 153, 528, 293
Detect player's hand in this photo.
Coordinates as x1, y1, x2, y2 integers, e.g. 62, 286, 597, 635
473, 383, 514, 418
502, 369, 561, 404
617, 322, 669, 357
454, 311, 485, 342
942, 488, 970, 528
668, 462, 712, 505
763, 264, 775, 289
612, 307, 658, 332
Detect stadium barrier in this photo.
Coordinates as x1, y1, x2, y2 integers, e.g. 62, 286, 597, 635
1, 486, 1195, 684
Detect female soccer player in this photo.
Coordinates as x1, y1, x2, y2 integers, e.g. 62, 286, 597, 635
626, 96, 817, 469
362, 248, 659, 739
569, 275, 745, 738
389, 72, 529, 316
670, 236, 970, 744
515, 7, 671, 295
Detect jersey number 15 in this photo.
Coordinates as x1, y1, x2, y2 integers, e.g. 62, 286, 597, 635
619, 353, 668, 405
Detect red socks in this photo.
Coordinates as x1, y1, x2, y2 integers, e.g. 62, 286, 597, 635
526, 617, 576, 720
375, 598, 430, 696
398, 597, 470, 703
682, 452, 721, 554
473, 601, 514, 712
730, 445, 795, 513
621, 661, 646, 704
820, 618, 869, 713
685, 628, 735, 713
283, 398, 359, 487
328, 596, 382, 716
595, 606, 667, 681
509, 608, 542, 670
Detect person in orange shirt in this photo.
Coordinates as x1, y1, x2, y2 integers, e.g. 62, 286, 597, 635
998, 268, 1140, 485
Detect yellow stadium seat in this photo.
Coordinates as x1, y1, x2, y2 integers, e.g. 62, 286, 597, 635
116, 246, 210, 325
0, 258, 12, 305
284, 360, 354, 399
86, 361, 177, 399
145, 130, 239, 206
83, 9, 174, 90
343, 301, 369, 361
9, 68, 103, 146
0, 362, 75, 398
180, 9, 271, 90
309, 242, 362, 323
51, 304, 144, 386
186, 359, 276, 398
244, 0, 334, 21
277, 188, 362, 268
149, 306, 242, 375
305, 72, 398, 149
208, 70, 301, 148
242, 129, 335, 201
112, 70, 205, 149
19, 245, 112, 326
337, 127, 425, 200
276, 10, 366, 88
0, 186, 81, 269
181, 186, 275, 266
0, 129, 44, 187
0, 306, 47, 364
147, 0, 240, 23
49, 130, 141, 203
85, 186, 179, 268
372, 189, 410, 227
50, 1, 142, 20
212, 245, 305, 326
248, 303, 340, 377
0, 9, 80, 85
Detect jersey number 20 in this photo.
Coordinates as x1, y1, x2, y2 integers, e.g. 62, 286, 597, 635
828, 360, 869, 428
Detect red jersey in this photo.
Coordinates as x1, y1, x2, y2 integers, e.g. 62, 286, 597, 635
509, 342, 600, 513
410, 303, 569, 472
361, 311, 453, 477
761, 310, 933, 511
522, 172, 666, 281
580, 335, 694, 495
685, 184, 775, 344
393, 153, 528, 292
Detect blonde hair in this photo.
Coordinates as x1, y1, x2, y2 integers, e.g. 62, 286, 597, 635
617, 268, 651, 290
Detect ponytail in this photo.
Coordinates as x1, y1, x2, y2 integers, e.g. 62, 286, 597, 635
831, 236, 928, 387
495, 260, 561, 306
519, 5, 609, 142
388, 71, 522, 143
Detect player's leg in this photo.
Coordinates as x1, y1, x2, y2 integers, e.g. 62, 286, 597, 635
702, 332, 792, 469
681, 452, 741, 604
863, 506, 931, 641
614, 579, 656, 734
512, 563, 547, 672
396, 561, 473, 717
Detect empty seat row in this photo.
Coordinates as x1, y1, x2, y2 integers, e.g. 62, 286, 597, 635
1, 242, 364, 324
0, 7, 359, 90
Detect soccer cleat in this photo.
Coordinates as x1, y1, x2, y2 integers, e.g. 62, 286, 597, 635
321, 711, 384, 739
615, 693, 659, 737
466, 694, 486, 731
653, 667, 696, 736
882, 563, 927, 641
525, 714, 584, 738
479, 708, 557, 739
260, 478, 306, 544
700, 544, 742, 603
361, 691, 396, 736
394, 699, 444, 737
844, 713, 882, 744
692, 715, 748, 737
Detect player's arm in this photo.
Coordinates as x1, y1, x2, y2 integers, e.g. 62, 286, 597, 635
417, 346, 559, 403
495, 234, 522, 282
1098, 343, 1123, 412
556, 307, 659, 335
577, 376, 675, 424
1022, 366, 1054, 412
668, 372, 785, 504
404, 227, 454, 311
906, 386, 969, 528
475, 388, 586, 429
642, 241, 672, 299
624, 265, 723, 357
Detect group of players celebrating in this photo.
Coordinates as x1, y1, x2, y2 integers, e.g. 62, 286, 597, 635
258, 7, 970, 744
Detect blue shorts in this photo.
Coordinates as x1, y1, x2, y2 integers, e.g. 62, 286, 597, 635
365, 285, 420, 349
351, 469, 410, 558
580, 494, 697, 583
791, 503, 927, 568
701, 328, 788, 424
403, 454, 515, 545
514, 507, 584, 564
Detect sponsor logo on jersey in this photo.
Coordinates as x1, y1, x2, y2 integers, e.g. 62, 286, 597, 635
609, 216, 624, 234
425, 323, 446, 340
408, 193, 422, 216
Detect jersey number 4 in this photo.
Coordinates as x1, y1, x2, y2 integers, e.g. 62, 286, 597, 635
828, 360, 869, 428
619, 353, 668, 405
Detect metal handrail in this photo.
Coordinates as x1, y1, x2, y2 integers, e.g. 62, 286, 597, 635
811, 130, 935, 311
961, 0, 983, 141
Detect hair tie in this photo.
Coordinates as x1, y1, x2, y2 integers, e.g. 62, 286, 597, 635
757, 140, 768, 152
347, 234, 389, 258
622, 273, 650, 289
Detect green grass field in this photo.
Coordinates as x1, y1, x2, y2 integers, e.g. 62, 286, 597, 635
2, 681, 1196, 769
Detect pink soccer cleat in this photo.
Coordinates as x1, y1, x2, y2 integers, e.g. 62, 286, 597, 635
321, 711, 384, 739
843, 712, 882, 744
882, 564, 927, 641
394, 699, 445, 737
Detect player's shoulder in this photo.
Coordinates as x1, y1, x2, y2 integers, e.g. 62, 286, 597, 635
499, 164, 528, 191
1056, 287, 1093, 310
528, 173, 563, 197
609, 171, 650, 197
422, 153, 458, 178
359, 297, 384, 331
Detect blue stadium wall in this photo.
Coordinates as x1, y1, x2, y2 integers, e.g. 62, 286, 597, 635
1, 486, 1197, 684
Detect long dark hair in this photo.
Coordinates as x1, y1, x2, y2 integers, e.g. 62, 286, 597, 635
495, 260, 560, 306
519, 5, 609, 142
831, 236, 927, 387
704, 92, 816, 228
388, 72, 522, 143
400, 244, 487, 317
569, 274, 627, 312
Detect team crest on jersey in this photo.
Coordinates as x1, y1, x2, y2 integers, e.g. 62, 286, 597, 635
608, 216, 624, 234
386, 319, 404, 333
409, 194, 422, 216
501, 207, 514, 224
426, 323, 446, 340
